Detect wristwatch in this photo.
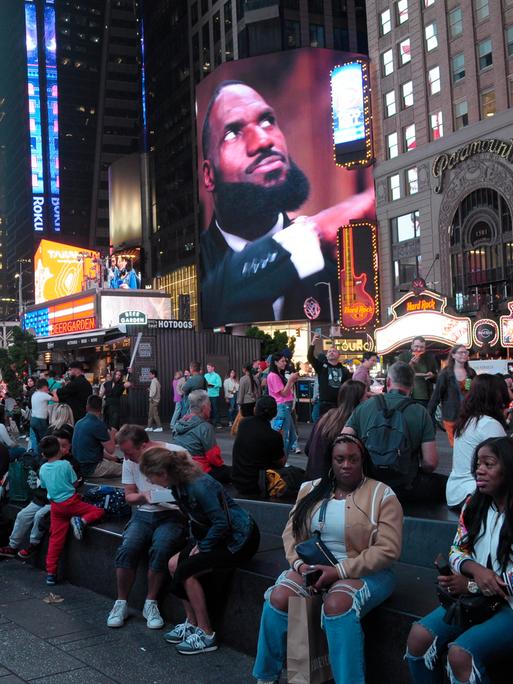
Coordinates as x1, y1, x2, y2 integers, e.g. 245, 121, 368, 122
467, 581, 479, 594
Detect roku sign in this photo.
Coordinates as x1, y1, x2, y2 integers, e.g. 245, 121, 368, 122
33, 196, 45, 232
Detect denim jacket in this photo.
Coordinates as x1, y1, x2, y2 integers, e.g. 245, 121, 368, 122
172, 474, 253, 553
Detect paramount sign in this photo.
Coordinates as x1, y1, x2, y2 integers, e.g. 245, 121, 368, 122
432, 138, 513, 193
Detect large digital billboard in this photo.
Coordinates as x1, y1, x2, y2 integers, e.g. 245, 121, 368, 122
34, 239, 100, 304
44, 1, 60, 231
100, 294, 172, 329
337, 221, 379, 332
23, 294, 97, 337
196, 48, 375, 329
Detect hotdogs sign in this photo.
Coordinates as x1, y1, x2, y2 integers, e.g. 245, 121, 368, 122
432, 138, 513, 193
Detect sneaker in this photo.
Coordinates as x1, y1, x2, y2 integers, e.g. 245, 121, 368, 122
0, 546, 17, 558
18, 544, 39, 560
70, 516, 86, 541
153, 427, 163, 432
46, 573, 57, 585
107, 599, 128, 628
145, 427, 153, 432
176, 628, 218, 655
142, 600, 164, 629
164, 619, 197, 644
294, 448, 302, 454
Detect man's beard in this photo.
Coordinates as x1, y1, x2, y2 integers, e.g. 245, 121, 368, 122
213, 159, 310, 240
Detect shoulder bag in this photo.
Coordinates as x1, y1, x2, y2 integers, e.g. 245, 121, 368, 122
295, 499, 338, 567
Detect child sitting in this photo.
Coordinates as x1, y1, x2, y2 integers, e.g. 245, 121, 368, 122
38, 435, 104, 585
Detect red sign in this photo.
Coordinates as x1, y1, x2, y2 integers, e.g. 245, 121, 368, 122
52, 317, 97, 336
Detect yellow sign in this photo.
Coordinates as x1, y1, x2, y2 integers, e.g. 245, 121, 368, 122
34, 239, 100, 304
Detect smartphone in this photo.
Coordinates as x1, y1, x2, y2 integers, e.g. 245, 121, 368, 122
304, 569, 322, 587
434, 553, 452, 577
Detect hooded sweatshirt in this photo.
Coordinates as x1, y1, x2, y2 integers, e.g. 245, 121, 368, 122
172, 414, 224, 473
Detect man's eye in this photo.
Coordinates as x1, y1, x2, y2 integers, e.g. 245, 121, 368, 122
224, 129, 237, 142
260, 117, 273, 128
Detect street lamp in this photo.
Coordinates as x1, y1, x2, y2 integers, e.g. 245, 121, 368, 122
14, 258, 31, 321
315, 281, 335, 340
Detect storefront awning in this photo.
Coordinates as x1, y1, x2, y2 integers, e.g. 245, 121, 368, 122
36, 327, 127, 352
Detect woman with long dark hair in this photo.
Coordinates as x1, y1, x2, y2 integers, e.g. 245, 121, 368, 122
446, 374, 508, 508
267, 353, 299, 455
305, 380, 367, 480
237, 364, 261, 418
102, 369, 129, 429
253, 435, 403, 684
407, 436, 513, 683
427, 345, 476, 447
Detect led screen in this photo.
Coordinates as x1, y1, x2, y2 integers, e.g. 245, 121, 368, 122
23, 294, 97, 337
100, 295, 172, 328
34, 239, 100, 304
25, 2, 45, 207
44, 3, 60, 231
196, 48, 375, 329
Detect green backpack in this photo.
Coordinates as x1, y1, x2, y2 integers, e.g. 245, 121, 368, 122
8, 454, 36, 503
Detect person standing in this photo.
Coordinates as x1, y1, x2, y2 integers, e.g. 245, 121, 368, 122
29, 378, 52, 454
237, 364, 261, 418
352, 352, 378, 392
223, 370, 239, 426
397, 336, 438, 407
146, 369, 162, 433
308, 333, 350, 416
267, 353, 299, 455
103, 370, 130, 430
427, 345, 476, 447
55, 363, 92, 422
72, 395, 121, 478
204, 363, 222, 427
170, 371, 184, 430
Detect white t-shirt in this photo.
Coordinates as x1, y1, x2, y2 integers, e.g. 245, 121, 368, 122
447, 416, 506, 507
122, 441, 184, 513
311, 499, 348, 563
31, 390, 52, 420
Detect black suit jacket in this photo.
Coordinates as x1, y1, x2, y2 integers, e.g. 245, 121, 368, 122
200, 215, 337, 328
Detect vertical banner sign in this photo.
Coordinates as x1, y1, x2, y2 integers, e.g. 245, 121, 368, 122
44, 0, 60, 231
337, 221, 379, 332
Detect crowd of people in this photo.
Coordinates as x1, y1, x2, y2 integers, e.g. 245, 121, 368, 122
0, 336, 512, 681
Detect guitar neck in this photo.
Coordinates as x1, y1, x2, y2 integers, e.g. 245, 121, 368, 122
343, 226, 355, 302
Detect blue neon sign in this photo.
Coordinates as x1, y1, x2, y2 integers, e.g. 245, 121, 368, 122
44, 3, 60, 231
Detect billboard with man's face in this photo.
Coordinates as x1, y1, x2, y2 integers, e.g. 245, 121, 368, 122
196, 48, 376, 329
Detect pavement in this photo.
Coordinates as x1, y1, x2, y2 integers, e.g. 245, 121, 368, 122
0, 562, 256, 684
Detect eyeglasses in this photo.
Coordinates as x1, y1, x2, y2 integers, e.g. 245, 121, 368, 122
455, 350, 469, 355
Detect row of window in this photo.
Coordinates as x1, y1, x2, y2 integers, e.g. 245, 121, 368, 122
380, 0, 490, 38
386, 117, 442, 159
389, 168, 419, 201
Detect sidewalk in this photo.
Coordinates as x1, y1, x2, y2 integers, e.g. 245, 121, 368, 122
0, 562, 255, 684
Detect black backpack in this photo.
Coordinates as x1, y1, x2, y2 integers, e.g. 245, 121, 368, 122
363, 395, 419, 488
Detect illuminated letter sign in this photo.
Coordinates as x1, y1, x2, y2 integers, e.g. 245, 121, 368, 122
473, 319, 499, 348
33, 196, 45, 231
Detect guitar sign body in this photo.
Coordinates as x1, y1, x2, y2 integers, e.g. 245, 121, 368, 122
340, 224, 375, 328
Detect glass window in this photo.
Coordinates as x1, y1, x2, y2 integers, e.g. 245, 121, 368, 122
474, 0, 489, 21
452, 53, 465, 82
285, 20, 301, 49
397, 0, 408, 24
394, 255, 420, 287
430, 111, 443, 139
425, 22, 438, 51
389, 174, 401, 201
333, 26, 349, 50
392, 210, 420, 242
384, 90, 396, 117
213, 11, 221, 43
407, 167, 418, 194
481, 90, 496, 117
224, 0, 232, 31
509, 78, 513, 106
404, 123, 416, 150
201, 0, 209, 14
309, 24, 325, 47
506, 26, 513, 57
478, 38, 493, 69
382, 49, 394, 76
424, 0, 435, 5
387, 132, 399, 159
454, 100, 469, 129
448, 7, 463, 37
399, 38, 411, 65
380, 9, 392, 35
428, 66, 441, 94
401, 80, 414, 107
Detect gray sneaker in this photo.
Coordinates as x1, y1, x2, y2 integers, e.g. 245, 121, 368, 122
176, 627, 218, 655
142, 600, 164, 629
164, 619, 197, 644
107, 600, 128, 628
70, 516, 86, 541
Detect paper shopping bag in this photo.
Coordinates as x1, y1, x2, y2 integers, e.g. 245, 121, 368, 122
287, 595, 333, 684
231, 410, 242, 436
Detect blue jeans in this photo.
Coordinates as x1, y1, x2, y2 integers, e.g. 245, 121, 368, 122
406, 604, 513, 684
209, 396, 219, 426
228, 396, 237, 423
29, 417, 48, 454
170, 401, 182, 429
272, 402, 293, 455
253, 568, 396, 682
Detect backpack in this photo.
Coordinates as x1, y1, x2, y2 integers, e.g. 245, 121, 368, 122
263, 465, 305, 498
8, 452, 38, 503
82, 485, 131, 518
363, 394, 419, 488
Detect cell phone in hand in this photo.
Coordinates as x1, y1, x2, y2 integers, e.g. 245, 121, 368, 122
304, 569, 322, 587
434, 553, 452, 576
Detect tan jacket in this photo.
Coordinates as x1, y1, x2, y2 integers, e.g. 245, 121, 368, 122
282, 477, 403, 580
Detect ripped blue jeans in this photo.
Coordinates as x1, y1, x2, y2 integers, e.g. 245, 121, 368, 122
406, 605, 513, 684
253, 567, 395, 683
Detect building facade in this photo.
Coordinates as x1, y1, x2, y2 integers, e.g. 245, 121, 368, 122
367, 0, 513, 320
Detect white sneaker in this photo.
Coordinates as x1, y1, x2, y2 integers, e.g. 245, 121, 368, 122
143, 599, 164, 629
145, 427, 153, 432
153, 427, 163, 432
107, 599, 128, 628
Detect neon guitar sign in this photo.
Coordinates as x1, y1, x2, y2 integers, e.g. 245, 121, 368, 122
338, 223, 377, 329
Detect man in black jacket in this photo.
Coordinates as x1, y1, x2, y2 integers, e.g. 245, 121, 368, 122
308, 333, 350, 417
54, 362, 92, 422
199, 80, 373, 328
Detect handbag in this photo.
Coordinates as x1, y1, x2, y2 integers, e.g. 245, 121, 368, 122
287, 594, 333, 684
295, 500, 338, 567
437, 585, 504, 630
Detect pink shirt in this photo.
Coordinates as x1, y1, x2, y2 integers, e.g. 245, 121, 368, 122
172, 378, 182, 403
267, 372, 294, 404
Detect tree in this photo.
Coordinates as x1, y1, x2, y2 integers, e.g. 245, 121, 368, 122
0, 327, 38, 398
245, 326, 296, 358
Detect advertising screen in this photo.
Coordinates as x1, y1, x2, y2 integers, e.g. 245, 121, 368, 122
337, 221, 379, 332
34, 239, 100, 304
44, 2, 60, 231
100, 295, 172, 328
23, 294, 97, 337
196, 48, 375, 329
